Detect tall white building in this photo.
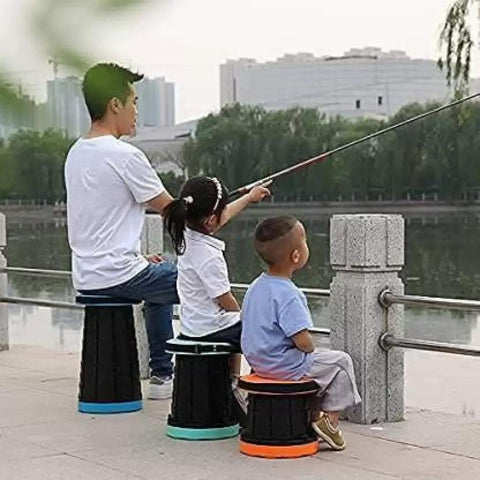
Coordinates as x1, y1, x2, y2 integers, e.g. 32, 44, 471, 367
136, 77, 175, 128
47, 76, 89, 138
46, 75, 175, 138
220, 47, 469, 119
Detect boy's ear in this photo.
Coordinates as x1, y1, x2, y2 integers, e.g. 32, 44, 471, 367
291, 248, 300, 264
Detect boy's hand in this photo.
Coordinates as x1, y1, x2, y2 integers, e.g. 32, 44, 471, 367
246, 183, 271, 203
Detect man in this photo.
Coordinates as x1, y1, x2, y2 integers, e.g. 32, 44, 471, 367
65, 63, 178, 399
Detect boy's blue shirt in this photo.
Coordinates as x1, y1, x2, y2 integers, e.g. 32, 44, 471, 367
241, 273, 314, 380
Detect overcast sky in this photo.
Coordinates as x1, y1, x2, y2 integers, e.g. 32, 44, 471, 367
1, 0, 478, 122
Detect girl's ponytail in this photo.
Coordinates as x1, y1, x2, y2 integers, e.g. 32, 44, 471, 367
164, 176, 229, 255
163, 198, 188, 255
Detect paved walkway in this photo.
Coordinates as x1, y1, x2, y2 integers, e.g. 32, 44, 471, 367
1, 345, 480, 479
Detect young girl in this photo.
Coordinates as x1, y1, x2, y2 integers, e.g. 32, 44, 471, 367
163, 176, 270, 411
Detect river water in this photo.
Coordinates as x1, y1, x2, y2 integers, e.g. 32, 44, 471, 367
4, 209, 480, 419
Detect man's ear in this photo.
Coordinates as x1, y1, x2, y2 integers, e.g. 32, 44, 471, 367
110, 97, 121, 114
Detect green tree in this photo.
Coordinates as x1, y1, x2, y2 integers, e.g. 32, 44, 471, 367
5, 129, 72, 201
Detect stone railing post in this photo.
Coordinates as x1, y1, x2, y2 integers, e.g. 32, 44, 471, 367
0, 213, 8, 351
329, 214, 404, 424
135, 213, 164, 379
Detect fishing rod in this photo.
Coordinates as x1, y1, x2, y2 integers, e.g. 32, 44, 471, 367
230, 91, 480, 196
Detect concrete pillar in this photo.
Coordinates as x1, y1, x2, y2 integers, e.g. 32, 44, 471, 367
0, 214, 8, 351
329, 214, 405, 424
135, 214, 164, 379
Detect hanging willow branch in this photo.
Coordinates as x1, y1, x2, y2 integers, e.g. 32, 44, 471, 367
438, 0, 475, 95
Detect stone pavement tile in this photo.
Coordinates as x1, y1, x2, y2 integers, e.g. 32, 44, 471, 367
0, 429, 58, 461
3, 453, 139, 480
75, 441, 397, 480
433, 427, 480, 460
0, 388, 73, 428
343, 409, 479, 449
2, 410, 163, 454
323, 430, 480, 480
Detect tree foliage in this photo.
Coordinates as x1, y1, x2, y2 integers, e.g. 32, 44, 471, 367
181, 103, 480, 202
0, 129, 72, 201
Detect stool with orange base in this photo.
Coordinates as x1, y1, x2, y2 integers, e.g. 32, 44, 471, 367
238, 374, 320, 459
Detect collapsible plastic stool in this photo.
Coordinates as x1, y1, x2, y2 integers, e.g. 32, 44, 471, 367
238, 374, 320, 458
165, 339, 239, 440
76, 294, 143, 414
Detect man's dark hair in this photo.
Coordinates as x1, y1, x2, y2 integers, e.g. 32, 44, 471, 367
82, 63, 144, 121
254, 216, 298, 265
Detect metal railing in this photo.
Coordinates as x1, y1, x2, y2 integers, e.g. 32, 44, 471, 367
0, 296, 84, 310
379, 333, 480, 357
378, 289, 480, 357
1, 266, 71, 279
5, 267, 480, 352
379, 289, 480, 312
0, 266, 331, 337
0, 266, 331, 298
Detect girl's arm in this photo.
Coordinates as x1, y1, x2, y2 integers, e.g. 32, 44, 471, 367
216, 291, 240, 311
219, 184, 271, 229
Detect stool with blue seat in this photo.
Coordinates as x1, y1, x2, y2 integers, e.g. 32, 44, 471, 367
238, 374, 320, 458
165, 338, 240, 440
76, 294, 143, 414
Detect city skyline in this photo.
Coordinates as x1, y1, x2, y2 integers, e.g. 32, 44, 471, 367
1, 0, 473, 122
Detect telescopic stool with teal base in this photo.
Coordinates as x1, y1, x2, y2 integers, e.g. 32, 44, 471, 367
165, 339, 240, 440
76, 294, 143, 414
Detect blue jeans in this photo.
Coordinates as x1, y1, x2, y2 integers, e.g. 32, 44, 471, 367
79, 262, 179, 377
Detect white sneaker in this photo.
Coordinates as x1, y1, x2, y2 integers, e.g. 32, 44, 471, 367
148, 375, 173, 400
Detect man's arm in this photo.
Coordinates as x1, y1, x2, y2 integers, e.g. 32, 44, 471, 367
147, 191, 174, 216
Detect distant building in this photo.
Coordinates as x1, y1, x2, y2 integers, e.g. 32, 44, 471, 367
0, 92, 37, 139
135, 77, 175, 128
220, 47, 478, 119
46, 76, 89, 138
128, 119, 198, 175
44, 75, 175, 138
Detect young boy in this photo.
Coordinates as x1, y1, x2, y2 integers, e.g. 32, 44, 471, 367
241, 216, 361, 451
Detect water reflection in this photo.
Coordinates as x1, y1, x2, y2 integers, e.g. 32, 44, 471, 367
4, 210, 480, 417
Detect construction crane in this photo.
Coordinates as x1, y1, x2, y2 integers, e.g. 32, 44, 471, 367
48, 58, 64, 78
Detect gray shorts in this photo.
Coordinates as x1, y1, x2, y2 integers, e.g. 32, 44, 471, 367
307, 350, 362, 412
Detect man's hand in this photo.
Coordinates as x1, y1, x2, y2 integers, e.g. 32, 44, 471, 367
145, 253, 163, 263
245, 183, 272, 203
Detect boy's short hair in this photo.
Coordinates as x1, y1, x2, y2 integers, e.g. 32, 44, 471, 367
254, 216, 299, 265
82, 63, 144, 121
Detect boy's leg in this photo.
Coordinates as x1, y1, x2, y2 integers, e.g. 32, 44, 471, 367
307, 350, 361, 450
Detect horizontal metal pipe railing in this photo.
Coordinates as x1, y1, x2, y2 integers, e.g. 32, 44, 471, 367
0, 266, 331, 298
379, 289, 480, 312
0, 295, 331, 337
379, 333, 480, 357
0, 266, 71, 279
0, 296, 84, 310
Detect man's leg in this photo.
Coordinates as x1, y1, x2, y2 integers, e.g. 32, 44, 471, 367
144, 302, 174, 377
79, 261, 179, 398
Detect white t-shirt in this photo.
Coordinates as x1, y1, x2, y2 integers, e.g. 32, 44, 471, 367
177, 228, 240, 337
65, 135, 165, 290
